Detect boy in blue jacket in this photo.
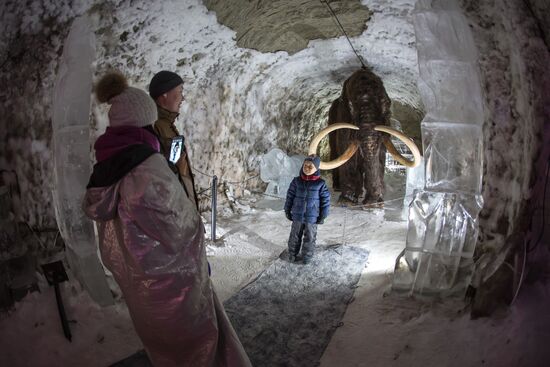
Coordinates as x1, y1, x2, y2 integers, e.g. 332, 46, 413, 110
284, 155, 331, 264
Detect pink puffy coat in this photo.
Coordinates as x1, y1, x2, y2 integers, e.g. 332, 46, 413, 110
83, 148, 251, 367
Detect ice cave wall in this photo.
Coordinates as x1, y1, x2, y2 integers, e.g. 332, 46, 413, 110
525, 0, 550, 49
0, 0, 90, 260
459, 0, 550, 290
0, 0, 548, 294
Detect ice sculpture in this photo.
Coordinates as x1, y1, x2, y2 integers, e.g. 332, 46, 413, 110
260, 148, 305, 198
402, 160, 425, 220
51, 16, 113, 306
392, 0, 484, 297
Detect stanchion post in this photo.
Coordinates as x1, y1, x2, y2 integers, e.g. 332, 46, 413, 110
211, 175, 217, 242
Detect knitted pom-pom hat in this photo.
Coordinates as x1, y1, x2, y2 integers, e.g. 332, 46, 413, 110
95, 71, 157, 128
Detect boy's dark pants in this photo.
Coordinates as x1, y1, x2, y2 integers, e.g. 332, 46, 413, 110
288, 221, 318, 263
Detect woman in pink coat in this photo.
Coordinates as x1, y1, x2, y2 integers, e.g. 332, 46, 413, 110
82, 72, 251, 367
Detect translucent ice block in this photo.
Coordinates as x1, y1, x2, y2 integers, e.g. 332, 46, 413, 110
394, 191, 483, 296
260, 148, 304, 198
393, 0, 485, 298
393, 249, 476, 297
418, 60, 484, 125
402, 161, 425, 219
406, 191, 483, 255
422, 123, 483, 194
414, 10, 478, 63
51, 16, 112, 306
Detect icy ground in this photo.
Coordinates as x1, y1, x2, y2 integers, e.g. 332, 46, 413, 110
1, 197, 549, 367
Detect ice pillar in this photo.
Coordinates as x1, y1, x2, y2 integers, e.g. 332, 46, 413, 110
51, 16, 113, 306
392, 0, 484, 297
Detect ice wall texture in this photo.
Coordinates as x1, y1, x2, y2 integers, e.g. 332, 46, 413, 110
51, 16, 112, 306
0, 0, 94, 260
526, 0, 550, 49
460, 0, 550, 290
392, 0, 485, 297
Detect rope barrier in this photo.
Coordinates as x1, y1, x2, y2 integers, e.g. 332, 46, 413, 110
192, 167, 215, 178
192, 168, 259, 190
196, 187, 211, 197
224, 174, 260, 186
193, 166, 411, 248
343, 194, 414, 210
25, 222, 48, 251
249, 190, 285, 200
336, 194, 413, 245
24, 222, 61, 252
342, 204, 348, 246
194, 167, 411, 209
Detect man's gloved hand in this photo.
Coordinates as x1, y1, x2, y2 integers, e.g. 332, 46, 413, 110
316, 217, 325, 225
285, 211, 292, 221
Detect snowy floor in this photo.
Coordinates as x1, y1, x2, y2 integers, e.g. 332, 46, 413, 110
1, 196, 549, 367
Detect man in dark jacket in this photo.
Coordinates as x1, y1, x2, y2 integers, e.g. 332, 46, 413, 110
284, 155, 331, 264
149, 70, 199, 209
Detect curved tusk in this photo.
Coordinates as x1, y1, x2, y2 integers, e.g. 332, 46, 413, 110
308, 123, 360, 170
374, 125, 422, 168
320, 142, 359, 170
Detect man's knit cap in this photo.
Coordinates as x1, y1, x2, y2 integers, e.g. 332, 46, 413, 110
148, 70, 184, 100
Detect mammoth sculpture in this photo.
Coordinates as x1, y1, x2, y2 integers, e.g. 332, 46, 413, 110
308, 68, 421, 206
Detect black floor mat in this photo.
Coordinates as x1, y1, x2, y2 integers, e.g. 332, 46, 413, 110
224, 244, 369, 367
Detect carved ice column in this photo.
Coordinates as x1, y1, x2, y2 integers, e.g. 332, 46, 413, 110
51, 16, 113, 306
392, 0, 484, 297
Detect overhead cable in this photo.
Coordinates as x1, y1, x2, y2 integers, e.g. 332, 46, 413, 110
320, 0, 367, 68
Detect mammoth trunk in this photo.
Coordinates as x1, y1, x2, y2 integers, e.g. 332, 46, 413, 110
337, 131, 386, 205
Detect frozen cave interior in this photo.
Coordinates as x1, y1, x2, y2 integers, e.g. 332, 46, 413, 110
51, 0, 484, 307
1, 0, 550, 365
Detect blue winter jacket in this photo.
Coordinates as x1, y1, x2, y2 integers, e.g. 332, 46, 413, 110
284, 175, 331, 224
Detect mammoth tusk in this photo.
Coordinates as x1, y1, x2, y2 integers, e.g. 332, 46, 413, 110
308, 123, 360, 170
374, 125, 422, 168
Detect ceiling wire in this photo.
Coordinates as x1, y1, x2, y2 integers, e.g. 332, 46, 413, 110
320, 0, 367, 68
